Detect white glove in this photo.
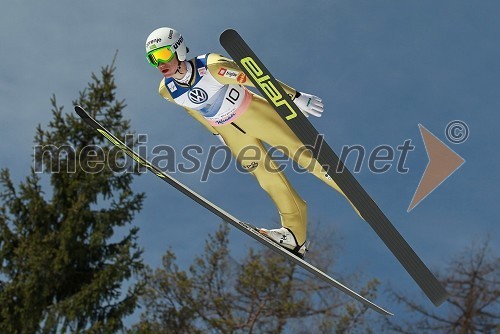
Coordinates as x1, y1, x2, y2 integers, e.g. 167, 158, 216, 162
293, 92, 324, 117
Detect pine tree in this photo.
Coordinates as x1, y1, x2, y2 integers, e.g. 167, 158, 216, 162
129, 223, 380, 334
0, 58, 145, 333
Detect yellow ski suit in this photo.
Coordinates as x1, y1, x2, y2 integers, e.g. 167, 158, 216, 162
158, 53, 355, 245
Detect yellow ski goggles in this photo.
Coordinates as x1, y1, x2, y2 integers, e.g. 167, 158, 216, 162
147, 46, 175, 67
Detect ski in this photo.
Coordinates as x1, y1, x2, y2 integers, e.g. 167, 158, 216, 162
75, 105, 393, 316
219, 29, 448, 307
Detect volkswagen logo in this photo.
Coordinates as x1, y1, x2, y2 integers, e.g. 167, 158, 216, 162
188, 88, 208, 104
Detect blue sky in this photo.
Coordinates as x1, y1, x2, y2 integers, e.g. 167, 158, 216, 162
1, 0, 499, 324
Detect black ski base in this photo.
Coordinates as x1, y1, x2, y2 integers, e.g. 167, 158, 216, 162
219, 28, 448, 307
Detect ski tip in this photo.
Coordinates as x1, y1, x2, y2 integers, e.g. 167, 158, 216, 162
219, 28, 239, 42
74, 105, 89, 118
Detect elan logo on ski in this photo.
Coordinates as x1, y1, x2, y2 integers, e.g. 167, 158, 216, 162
239, 57, 297, 120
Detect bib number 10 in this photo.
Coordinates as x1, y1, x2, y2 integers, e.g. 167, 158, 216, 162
225, 88, 240, 105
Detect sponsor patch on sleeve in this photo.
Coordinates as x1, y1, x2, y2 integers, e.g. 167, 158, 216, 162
167, 81, 177, 92
218, 68, 227, 76
218, 67, 240, 80
198, 67, 207, 77
237, 72, 247, 83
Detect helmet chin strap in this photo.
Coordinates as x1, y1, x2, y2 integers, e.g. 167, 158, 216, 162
175, 61, 183, 74
174, 55, 185, 74
175, 60, 193, 84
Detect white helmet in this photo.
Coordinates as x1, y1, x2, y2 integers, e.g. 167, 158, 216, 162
145, 27, 188, 66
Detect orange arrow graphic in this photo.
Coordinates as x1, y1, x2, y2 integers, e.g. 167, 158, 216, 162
408, 124, 465, 212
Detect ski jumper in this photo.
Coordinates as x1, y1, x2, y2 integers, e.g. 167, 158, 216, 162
158, 53, 358, 245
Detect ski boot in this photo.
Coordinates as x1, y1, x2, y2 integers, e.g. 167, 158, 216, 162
258, 227, 309, 259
